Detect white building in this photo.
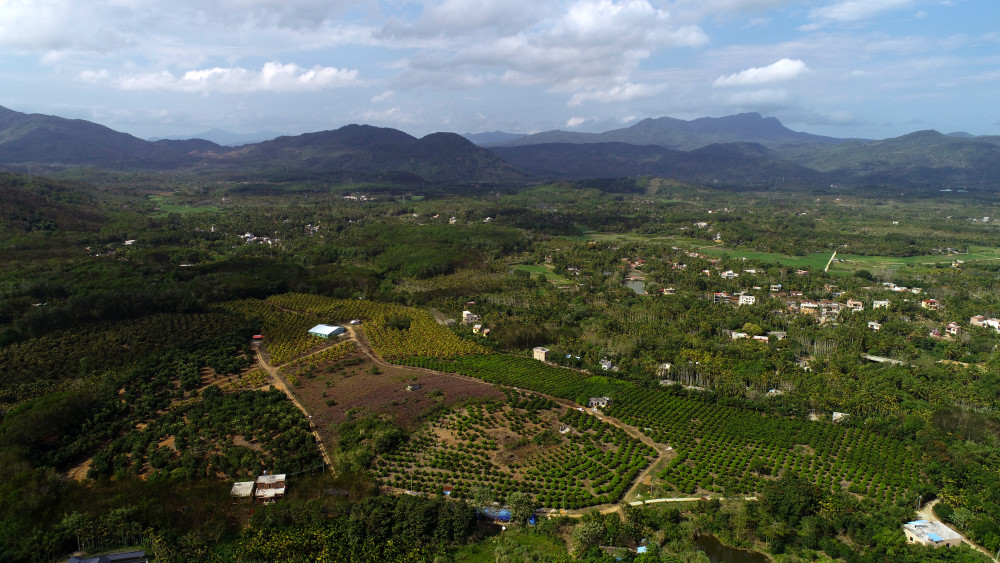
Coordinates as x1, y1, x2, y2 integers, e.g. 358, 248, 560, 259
738, 294, 756, 306
533, 347, 549, 362
903, 520, 963, 548
308, 324, 344, 338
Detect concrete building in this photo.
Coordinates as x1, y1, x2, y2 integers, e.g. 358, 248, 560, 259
903, 520, 963, 548
533, 347, 550, 362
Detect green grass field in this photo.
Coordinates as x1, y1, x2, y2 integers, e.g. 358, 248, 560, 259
513, 264, 574, 285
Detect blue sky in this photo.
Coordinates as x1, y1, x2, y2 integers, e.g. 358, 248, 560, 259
1, 0, 997, 141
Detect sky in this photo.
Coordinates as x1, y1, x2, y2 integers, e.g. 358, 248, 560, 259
1, 0, 998, 141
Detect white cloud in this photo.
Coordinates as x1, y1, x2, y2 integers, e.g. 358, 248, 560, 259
566, 116, 587, 127
568, 82, 668, 106
87, 61, 360, 93
714, 58, 809, 87
804, 0, 914, 29
371, 90, 394, 103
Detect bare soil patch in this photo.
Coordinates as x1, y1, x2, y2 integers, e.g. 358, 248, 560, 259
291, 350, 503, 445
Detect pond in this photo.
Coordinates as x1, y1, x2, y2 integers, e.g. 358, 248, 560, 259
695, 535, 770, 563
624, 271, 647, 295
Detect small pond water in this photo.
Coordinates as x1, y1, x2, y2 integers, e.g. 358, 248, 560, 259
624, 271, 647, 295
695, 535, 770, 563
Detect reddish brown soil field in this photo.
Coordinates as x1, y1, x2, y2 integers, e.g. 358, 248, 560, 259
290, 350, 503, 445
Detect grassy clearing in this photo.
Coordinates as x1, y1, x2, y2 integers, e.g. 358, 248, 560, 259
148, 195, 217, 215
513, 264, 574, 285
452, 531, 567, 562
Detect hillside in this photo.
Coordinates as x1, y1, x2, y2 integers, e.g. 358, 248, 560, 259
0, 106, 215, 169
221, 125, 529, 184
491, 141, 827, 186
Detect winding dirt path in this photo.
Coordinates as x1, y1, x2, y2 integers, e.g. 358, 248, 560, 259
255, 349, 333, 470
264, 323, 700, 517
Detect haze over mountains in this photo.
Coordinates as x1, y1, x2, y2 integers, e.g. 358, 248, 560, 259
2, 104, 999, 189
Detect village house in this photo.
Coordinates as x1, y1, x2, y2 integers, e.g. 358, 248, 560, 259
738, 294, 756, 306
945, 322, 962, 336
721, 270, 739, 279
588, 397, 612, 408
846, 299, 864, 312
661, 287, 676, 295
873, 300, 890, 309
921, 299, 941, 310
462, 310, 480, 325
599, 359, 614, 371
472, 324, 482, 334
903, 520, 962, 548
713, 292, 730, 304
255, 473, 287, 504
970, 315, 986, 327
800, 301, 819, 315
533, 347, 549, 362
770, 284, 782, 292
868, 321, 882, 331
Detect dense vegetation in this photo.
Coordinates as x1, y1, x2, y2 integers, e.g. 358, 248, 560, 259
2, 169, 1000, 561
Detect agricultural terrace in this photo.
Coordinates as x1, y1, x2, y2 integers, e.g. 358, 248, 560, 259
266, 293, 488, 359
278, 340, 356, 386
374, 390, 656, 508
403, 355, 924, 503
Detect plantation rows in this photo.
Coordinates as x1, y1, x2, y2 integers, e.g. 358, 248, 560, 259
603, 387, 921, 501
279, 340, 357, 385
403, 352, 923, 502
373, 393, 655, 508
0, 311, 252, 409
219, 299, 325, 364
401, 354, 626, 402
266, 293, 488, 359
89, 389, 321, 480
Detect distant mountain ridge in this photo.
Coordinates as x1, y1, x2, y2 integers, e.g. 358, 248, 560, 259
149, 128, 285, 146
3, 104, 1000, 189
0, 106, 524, 185
494, 113, 850, 151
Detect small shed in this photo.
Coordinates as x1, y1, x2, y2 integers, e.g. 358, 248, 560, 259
308, 324, 345, 338
231, 481, 255, 499
533, 347, 550, 361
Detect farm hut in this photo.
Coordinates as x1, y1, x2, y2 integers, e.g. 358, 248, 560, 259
588, 397, 612, 408
533, 347, 550, 361
308, 324, 344, 338
231, 481, 255, 500
442, 485, 453, 496
903, 520, 962, 548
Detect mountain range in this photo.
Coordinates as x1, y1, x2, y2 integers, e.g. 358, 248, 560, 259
2, 104, 1000, 189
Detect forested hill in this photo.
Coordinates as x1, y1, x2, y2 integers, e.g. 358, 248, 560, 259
491, 141, 829, 186
219, 125, 529, 184
0, 172, 105, 238
0, 105, 214, 169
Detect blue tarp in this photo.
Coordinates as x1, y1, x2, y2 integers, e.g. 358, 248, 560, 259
928, 533, 943, 542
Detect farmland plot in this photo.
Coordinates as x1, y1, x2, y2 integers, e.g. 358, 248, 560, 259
373, 390, 656, 509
